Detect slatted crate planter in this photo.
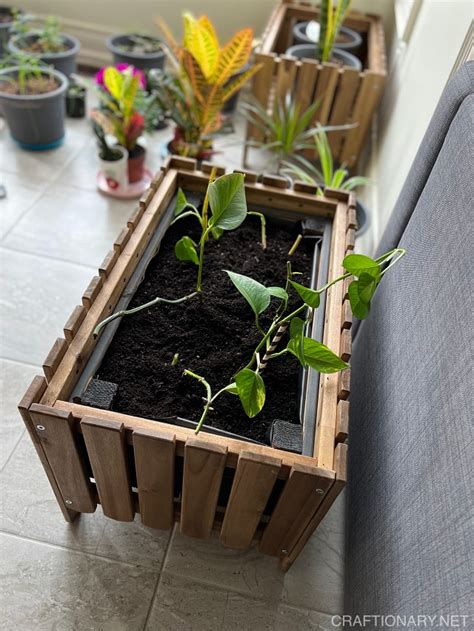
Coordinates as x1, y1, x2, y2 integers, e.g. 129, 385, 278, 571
245, 0, 386, 169
18, 157, 354, 570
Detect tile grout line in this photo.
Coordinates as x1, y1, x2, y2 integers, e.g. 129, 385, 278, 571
0, 244, 98, 271
0, 188, 46, 244
142, 524, 177, 630
0, 428, 26, 474
0, 529, 163, 572
0, 356, 42, 370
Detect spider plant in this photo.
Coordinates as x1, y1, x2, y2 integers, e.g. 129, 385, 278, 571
242, 94, 352, 174
318, 0, 352, 62
282, 127, 370, 194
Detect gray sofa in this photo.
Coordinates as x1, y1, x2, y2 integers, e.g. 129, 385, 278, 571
345, 61, 474, 619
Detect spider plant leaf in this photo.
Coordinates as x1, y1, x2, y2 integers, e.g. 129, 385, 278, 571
342, 176, 371, 191
332, 168, 347, 189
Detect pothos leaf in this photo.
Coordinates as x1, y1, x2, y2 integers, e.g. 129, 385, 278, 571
287, 316, 305, 363
235, 368, 266, 418
289, 280, 320, 308
348, 280, 370, 319
174, 236, 199, 265
211, 226, 224, 240
174, 188, 189, 216
225, 270, 270, 316
268, 286, 288, 302
357, 271, 378, 304
343, 253, 380, 278
208, 173, 247, 231
300, 337, 349, 373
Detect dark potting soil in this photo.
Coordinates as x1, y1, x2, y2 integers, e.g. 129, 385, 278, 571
97, 215, 314, 443
0, 76, 59, 96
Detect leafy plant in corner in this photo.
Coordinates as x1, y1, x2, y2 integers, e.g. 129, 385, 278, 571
317, 0, 352, 63
184, 247, 406, 432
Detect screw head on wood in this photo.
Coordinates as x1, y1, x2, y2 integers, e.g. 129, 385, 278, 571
315, 488, 325, 495
65, 500, 73, 505
281, 549, 288, 554
36, 425, 46, 431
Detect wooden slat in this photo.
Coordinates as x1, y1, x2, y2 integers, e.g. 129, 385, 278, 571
280, 443, 347, 571
340, 328, 352, 362
347, 206, 357, 230
167, 156, 197, 171
233, 168, 258, 184
341, 299, 352, 330
29, 403, 96, 513
260, 464, 334, 556
340, 71, 385, 168
261, 174, 289, 189
346, 227, 356, 251
63, 305, 86, 345
293, 58, 319, 115
324, 188, 351, 202
133, 429, 175, 530
43, 337, 68, 383
19, 377, 78, 523
180, 439, 227, 539
314, 200, 348, 469
82, 275, 103, 310
127, 204, 145, 229
338, 368, 351, 400
98, 249, 119, 279
246, 53, 276, 144
139, 186, 155, 209
81, 416, 134, 522
335, 400, 349, 443
260, 2, 287, 54
220, 451, 281, 550
294, 180, 318, 195
275, 55, 298, 103
367, 14, 387, 74
41, 169, 178, 407
313, 62, 339, 125
150, 169, 165, 192
201, 162, 225, 177
114, 226, 132, 253
327, 67, 361, 159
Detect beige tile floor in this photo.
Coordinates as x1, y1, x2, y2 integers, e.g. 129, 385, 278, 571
0, 92, 345, 630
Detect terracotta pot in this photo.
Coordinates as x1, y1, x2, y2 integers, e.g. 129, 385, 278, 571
127, 145, 146, 183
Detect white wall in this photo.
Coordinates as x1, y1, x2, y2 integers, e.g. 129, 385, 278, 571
360, 0, 473, 252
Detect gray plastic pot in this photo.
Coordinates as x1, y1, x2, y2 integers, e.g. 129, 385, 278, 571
106, 34, 165, 71
0, 66, 68, 150
8, 32, 80, 77
286, 43, 362, 71
0, 5, 18, 55
293, 20, 363, 52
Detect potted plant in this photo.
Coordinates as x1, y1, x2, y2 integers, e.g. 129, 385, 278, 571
241, 94, 351, 174
293, 19, 362, 54
91, 119, 128, 191
0, 5, 21, 55
282, 127, 371, 235
0, 56, 68, 150
286, 0, 361, 69
94, 65, 147, 183
8, 14, 80, 77
106, 32, 165, 71
154, 12, 261, 158
18, 160, 405, 568
65, 76, 86, 118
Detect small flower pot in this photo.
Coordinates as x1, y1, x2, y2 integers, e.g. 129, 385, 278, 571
106, 34, 166, 71
286, 43, 362, 71
0, 5, 19, 55
8, 32, 80, 77
98, 145, 128, 191
0, 66, 68, 150
66, 86, 86, 118
293, 20, 362, 54
127, 144, 146, 183
168, 128, 214, 161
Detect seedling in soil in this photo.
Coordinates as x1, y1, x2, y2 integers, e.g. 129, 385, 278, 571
185, 247, 406, 432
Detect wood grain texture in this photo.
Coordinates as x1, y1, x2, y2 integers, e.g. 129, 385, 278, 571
63, 305, 86, 345
98, 249, 119, 279
335, 399, 349, 443
133, 429, 175, 530
260, 464, 334, 556
29, 403, 96, 514
113, 226, 132, 253
81, 416, 134, 522
180, 439, 227, 539
338, 368, 351, 401
340, 328, 352, 362
42, 337, 68, 383
220, 451, 281, 550
82, 275, 103, 310
341, 299, 352, 331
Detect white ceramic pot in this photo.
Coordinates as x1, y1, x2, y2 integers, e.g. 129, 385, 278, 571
98, 146, 128, 190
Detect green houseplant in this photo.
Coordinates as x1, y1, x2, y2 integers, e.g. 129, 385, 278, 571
106, 33, 165, 71
8, 13, 80, 76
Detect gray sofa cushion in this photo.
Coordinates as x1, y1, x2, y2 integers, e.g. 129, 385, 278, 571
345, 65, 474, 618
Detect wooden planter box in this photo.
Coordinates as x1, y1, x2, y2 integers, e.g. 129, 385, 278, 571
18, 158, 354, 571
245, 0, 386, 169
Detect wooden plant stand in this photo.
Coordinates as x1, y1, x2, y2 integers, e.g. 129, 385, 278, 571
245, 0, 386, 169
18, 157, 354, 571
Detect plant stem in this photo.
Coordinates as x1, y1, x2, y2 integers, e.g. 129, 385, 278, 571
93, 291, 198, 337
196, 167, 217, 293
248, 211, 267, 249
288, 234, 303, 256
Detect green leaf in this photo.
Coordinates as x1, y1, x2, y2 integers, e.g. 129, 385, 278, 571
235, 368, 266, 418
223, 382, 239, 395
226, 271, 270, 316
211, 226, 224, 240
287, 316, 305, 364
357, 271, 378, 304
174, 236, 199, 265
301, 337, 349, 373
348, 280, 370, 319
343, 254, 380, 278
208, 173, 247, 231
174, 188, 189, 216
268, 286, 288, 302
289, 280, 321, 308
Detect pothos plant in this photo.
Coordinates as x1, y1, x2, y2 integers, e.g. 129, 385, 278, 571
183, 247, 405, 432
